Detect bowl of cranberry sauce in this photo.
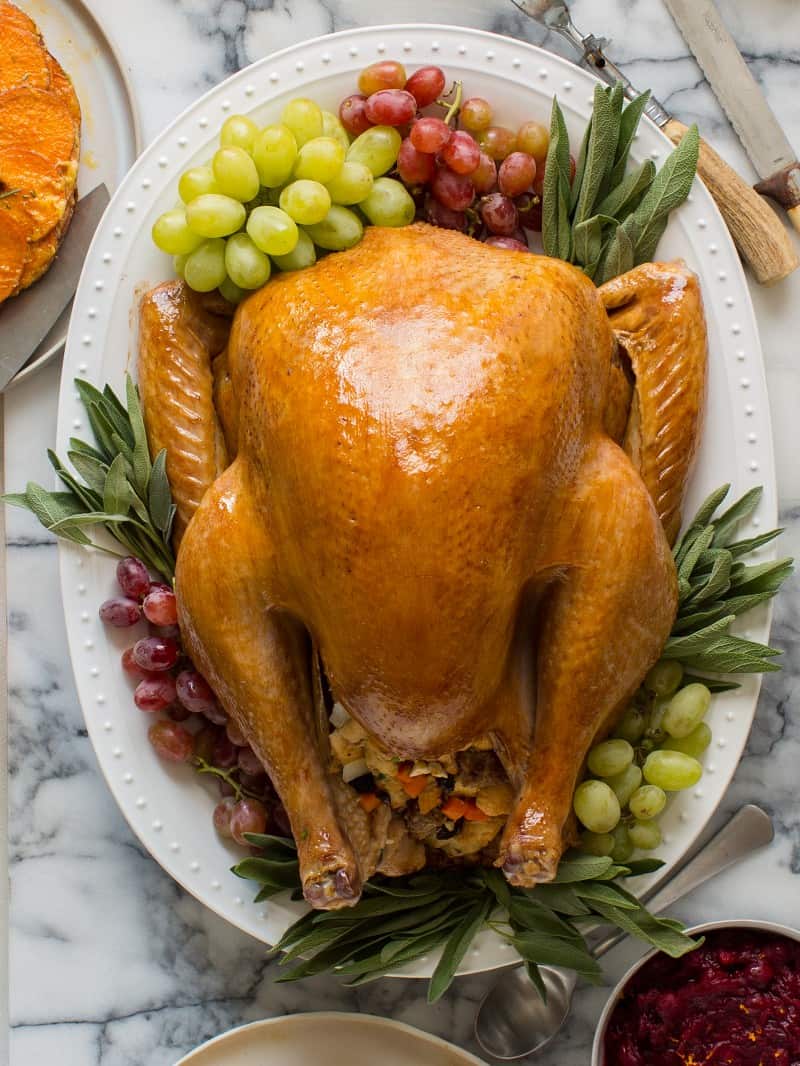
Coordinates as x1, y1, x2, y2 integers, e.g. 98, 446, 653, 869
592, 921, 800, 1066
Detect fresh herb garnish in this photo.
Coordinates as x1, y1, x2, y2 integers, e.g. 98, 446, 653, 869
4, 375, 177, 580
543, 84, 700, 283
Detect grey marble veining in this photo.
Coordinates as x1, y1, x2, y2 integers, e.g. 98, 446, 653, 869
6, 1, 800, 1063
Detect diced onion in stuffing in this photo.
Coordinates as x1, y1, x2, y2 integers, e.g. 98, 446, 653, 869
342, 758, 370, 783
330, 702, 350, 728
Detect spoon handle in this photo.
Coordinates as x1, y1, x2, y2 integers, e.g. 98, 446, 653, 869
593, 804, 773, 960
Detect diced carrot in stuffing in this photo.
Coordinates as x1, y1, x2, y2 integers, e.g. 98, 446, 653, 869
358, 792, 382, 813
417, 782, 441, 815
461, 799, 489, 822
441, 796, 468, 820
397, 762, 431, 798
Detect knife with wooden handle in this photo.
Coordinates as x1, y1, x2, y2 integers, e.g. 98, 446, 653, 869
512, 0, 798, 285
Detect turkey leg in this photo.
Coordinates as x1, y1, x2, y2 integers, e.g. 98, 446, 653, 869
498, 437, 678, 885
176, 460, 362, 909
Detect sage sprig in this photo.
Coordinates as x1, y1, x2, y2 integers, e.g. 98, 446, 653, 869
234, 836, 695, 1002
542, 84, 699, 283
3, 375, 176, 581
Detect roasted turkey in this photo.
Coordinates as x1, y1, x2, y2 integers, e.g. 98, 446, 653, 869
138, 223, 707, 909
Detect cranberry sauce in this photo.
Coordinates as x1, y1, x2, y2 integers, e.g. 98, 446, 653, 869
603, 927, 800, 1066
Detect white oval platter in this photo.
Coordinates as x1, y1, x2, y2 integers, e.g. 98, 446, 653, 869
57, 24, 776, 979
177, 1013, 487, 1066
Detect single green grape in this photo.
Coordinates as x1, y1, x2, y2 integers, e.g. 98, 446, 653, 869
321, 109, 351, 151
281, 97, 324, 147
185, 193, 246, 238
253, 124, 298, 188
644, 659, 684, 697
178, 165, 221, 203
662, 683, 711, 739
609, 824, 633, 863
184, 239, 228, 292
173, 253, 188, 277
152, 207, 205, 255
294, 136, 346, 183
246, 205, 299, 256
643, 749, 703, 791
325, 161, 374, 206
224, 232, 271, 289
628, 819, 662, 851
614, 706, 646, 745
643, 696, 670, 746
212, 146, 260, 203
271, 228, 317, 272
279, 180, 331, 225
360, 177, 415, 227
220, 114, 259, 152
346, 125, 403, 177
628, 784, 667, 821
662, 722, 712, 759
587, 738, 634, 778
304, 205, 363, 251
606, 763, 642, 808
219, 276, 246, 305
573, 779, 621, 835
580, 831, 615, 857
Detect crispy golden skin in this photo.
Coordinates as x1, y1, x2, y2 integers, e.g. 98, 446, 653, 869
139, 224, 707, 906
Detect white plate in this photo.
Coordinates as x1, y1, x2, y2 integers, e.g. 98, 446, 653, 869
57, 24, 777, 979
177, 1013, 487, 1066
6, 0, 141, 388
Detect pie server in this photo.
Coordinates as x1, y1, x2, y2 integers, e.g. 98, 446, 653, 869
0, 183, 110, 392
511, 0, 798, 285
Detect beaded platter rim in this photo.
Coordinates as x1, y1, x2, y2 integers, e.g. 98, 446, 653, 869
56, 24, 776, 978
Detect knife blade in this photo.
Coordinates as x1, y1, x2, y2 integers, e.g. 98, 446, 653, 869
663, 0, 800, 228
511, 0, 799, 283
0, 183, 110, 391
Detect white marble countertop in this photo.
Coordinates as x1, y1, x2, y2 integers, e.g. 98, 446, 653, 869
6, 1, 800, 1063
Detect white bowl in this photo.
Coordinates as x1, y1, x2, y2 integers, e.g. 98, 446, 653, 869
591, 919, 800, 1065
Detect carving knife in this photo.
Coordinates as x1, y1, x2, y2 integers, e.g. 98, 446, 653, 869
511, 0, 798, 284
0, 183, 110, 391
663, 0, 800, 232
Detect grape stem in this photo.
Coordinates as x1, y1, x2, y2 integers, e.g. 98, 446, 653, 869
438, 80, 463, 127
194, 756, 261, 801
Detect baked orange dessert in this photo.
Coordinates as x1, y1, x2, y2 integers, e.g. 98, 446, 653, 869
0, 0, 81, 303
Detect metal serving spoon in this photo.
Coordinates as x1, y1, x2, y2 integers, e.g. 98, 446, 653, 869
474, 804, 774, 1060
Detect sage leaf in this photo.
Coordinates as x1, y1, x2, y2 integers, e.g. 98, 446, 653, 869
661, 615, 736, 658
681, 674, 740, 693
680, 635, 782, 674
429, 896, 492, 1002
727, 528, 783, 558
607, 89, 651, 190
511, 932, 603, 980
542, 97, 573, 262
686, 551, 732, 605
103, 454, 133, 518
596, 158, 656, 221
553, 854, 614, 883
632, 212, 669, 266
590, 900, 700, 959
574, 83, 623, 225
596, 224, 635, 284
68, 450, 108, 495
23, 483, 84, 527
711, 486, 762, 546
573, 214, 617, 277
148, 450, 175, 536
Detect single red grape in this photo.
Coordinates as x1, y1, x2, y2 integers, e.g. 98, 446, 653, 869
99, 597, 142, 627
116, 556, 150, 600
431, 165, 475, 211
176, 669, 217, 715
498, 152, 537, 197
425, 195, 467, 231
132, 635, 179, 672
485, 235, 531, 251
404, 65, 446, 108
339, 94, 372, 137
410, 116, 451, 154
516, 192, 543, 231
480, 192, 519, 236
358, 60, 406, 95
149, 623, 181, 641
148, 720, 193, 763
478, 126, 517, 161
471, 152, 498, 195
230, 798, 268, 846
142, 588, 178, 626
238, 746, 264, 776
516, 120, 550, 162
168, 704, 193, 722
213, 797, 235, 838
218, 778, 236, 797
441, 130, 480, 175
364, 89, 417, 127
460, 97, 493, 132
193, 724, 219, 764
122, 646, 155, 681
212, 732, 238, 769
397, 138, 435, 184
134, 675, 178, 713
